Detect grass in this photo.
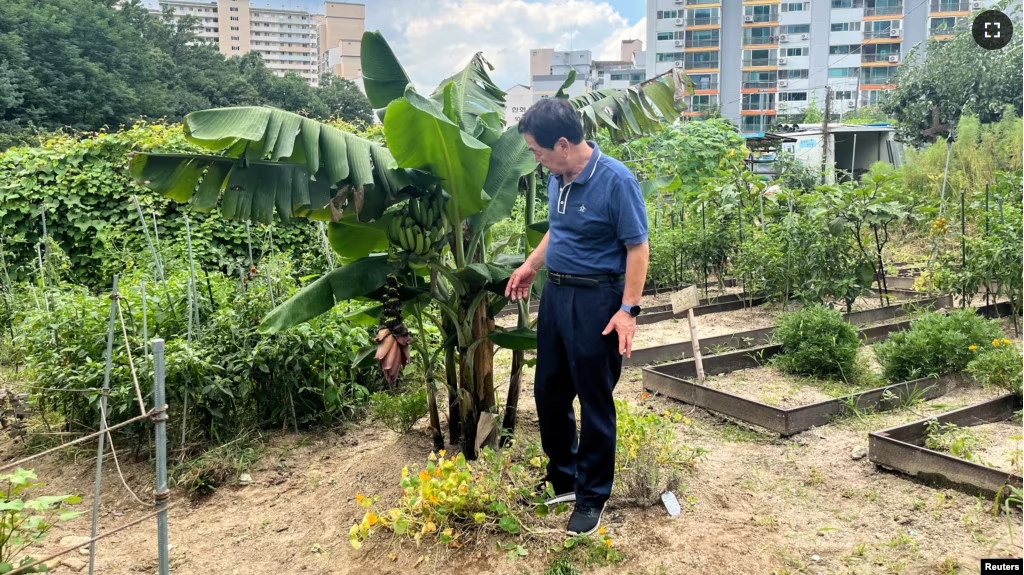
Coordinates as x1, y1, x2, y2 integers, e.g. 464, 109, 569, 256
171, 430, 265, 496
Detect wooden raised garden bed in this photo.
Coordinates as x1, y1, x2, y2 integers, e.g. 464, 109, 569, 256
868, 394, 1024, 497
641, 320, 957, 436
625, 294, 952, 367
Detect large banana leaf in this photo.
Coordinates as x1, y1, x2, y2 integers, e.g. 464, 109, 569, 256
469, 125, 537, 236
429, 52, 506, 134
384, 87, 492, 224
327, 211, 394, 263
361, 31, 413, 111
569, 74, 691, 141
258, 255, 398, 334
130, 107, 413, 224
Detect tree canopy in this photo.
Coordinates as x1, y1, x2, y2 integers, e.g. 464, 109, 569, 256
880, 0, 1022, 145
0, 0, 374, 148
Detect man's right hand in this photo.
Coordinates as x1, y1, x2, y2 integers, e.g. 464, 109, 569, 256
505, 262, 538, 301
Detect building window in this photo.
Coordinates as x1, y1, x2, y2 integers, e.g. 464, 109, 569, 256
687, 7, 719, 26
779, 69, 809, 79
834, 90, 854, 100
779, 92, 808, 101
831, 22, 862, 32
684, 51, 719, 69
657, 32, 673, 41
829, 44, 860, 54
231, 46, 240, 51
230, 6, 238, 11
656, 52, 685, 62
743, 49, 777, 67
231, 36, 239, 40
830, 0, 864, 7
785, 24, 810, 34
785, 47, 809, 57
744, 4, 779, 22
230, 16, 239, 21
656, 10, 679, 19
828, 67, 859, 77
742, 93, 776, 110
781, 2, 810, 10
743, 27, 778, 46
742, 70, 777, 89
231, 26, 239, 30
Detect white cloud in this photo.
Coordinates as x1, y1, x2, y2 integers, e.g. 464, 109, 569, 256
365, 0, 645, 93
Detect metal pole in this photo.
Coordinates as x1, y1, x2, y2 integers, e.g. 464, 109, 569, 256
133, 197, 164, 283
88, 275, 119, 575
850, 133, 857, 182
960, 189, 967, 308
152, 338, 170, 575
984, 183, 990, 307
142, 280, 148, 358
245, 220, 254, 269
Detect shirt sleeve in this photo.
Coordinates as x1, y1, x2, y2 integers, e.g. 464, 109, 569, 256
614, 174, 649, 246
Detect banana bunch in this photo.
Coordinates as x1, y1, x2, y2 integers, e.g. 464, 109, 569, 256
375, 275, 412, 385
385, 192, 451, 258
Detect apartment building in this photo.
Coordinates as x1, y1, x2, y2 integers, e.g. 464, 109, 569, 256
646, 0, 1001, 133
529, 49, 596, 102
151, 0, 365, 87
316, 2, 365, 79
593, 40, 647, 90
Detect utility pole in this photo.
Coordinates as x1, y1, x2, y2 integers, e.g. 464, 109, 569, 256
820, 86, 832, 184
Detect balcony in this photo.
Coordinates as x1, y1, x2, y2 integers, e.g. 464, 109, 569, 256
742, 57, 778, 67
930, 0, 970, 11
686, 0, 719, 4
742, 81, 776, 89
686, 16, 721, 25
684, 59, 720, 69
745, 11, 780, 23
688, 79, 720, 90
743, 35, 778, 46
862, 52, 901, 62
864, 28, 901, 39
690, 102, 719, 112
686, 37, 721, 48
864, 3, 904, 16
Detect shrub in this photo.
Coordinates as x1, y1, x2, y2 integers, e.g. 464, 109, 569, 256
966, 340, 1022, 393
874, 309, 1005, 383
370, 388, 429, 434
772, 305, 861, 382
349, 442, 547, 550
0, 468, 81, 572
614, 399, 707, 506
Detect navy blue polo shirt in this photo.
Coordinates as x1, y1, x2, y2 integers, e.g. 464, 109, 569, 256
544, 141, 649, 276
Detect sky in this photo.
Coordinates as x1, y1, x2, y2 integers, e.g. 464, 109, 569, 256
249, 0, 648, 92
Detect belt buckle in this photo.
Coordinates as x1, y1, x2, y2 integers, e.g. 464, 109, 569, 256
550, 272, 564, 285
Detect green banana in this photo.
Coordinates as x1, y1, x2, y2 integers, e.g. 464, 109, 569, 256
414, 227, 424, 254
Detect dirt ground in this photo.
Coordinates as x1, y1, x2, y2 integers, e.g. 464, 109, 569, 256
3, 308, 1022, 575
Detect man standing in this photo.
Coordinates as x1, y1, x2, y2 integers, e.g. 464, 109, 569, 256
505, 98, 650, 536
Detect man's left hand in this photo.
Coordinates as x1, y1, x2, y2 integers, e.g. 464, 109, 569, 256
602, 310, 636, 358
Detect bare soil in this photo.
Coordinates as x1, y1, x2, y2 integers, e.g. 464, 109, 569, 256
4, 310, 1022, 575
701, 366, 838, 409
969, 420, 1024, 476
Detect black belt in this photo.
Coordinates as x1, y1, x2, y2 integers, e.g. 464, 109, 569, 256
548, 271, 624, 287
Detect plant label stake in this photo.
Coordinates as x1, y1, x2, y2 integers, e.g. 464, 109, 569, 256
671, 286, 705, 384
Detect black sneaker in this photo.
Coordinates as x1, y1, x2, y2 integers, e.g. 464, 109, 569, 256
566, 502, 606, 536
533, 478, 576, 506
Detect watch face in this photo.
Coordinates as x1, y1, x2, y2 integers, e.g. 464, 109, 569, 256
630, 305, 641, 317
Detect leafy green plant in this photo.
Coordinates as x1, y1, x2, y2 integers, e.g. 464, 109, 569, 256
348, 442, 550, 549
874, 309, 1005, 383
0, 468, 82, 572
966, 341, 1022, 393
370, 388, 429, 434
772, 306, 862, 382
614, 399, 707, 505
924, 420, 981, 463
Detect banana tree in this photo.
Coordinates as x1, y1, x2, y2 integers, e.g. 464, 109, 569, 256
130, 31, 683, 458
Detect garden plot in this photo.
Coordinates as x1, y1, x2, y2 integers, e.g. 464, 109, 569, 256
641, 320, 959, 436
869, 393, 1024, 497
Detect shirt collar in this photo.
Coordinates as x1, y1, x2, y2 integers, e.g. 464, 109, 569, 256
556, 140, 602, 186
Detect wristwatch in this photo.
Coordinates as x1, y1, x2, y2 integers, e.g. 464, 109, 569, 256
620, 303, 642, 317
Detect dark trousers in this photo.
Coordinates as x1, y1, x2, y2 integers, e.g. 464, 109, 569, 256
534, 278, 624, 508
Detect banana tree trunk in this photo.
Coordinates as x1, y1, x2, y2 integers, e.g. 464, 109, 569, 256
444, 323, 461, 445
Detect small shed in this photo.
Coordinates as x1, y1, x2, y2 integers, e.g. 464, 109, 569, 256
745, 124, 903, 184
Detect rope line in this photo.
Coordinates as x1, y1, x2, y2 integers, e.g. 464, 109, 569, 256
0, 406, 167, 474
115, 295, 148, 417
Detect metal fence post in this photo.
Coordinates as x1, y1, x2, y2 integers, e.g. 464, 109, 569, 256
88, 275, 118, 575
152, 338, 170, 575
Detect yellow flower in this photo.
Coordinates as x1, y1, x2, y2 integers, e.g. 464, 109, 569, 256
1003, 339, 1012, 346
419, 470, 431, 482
367, 513, 378, 526
604, 538, 613, 548
969, 345, 979, 352
355, 494, 365, 504
439, 449, 447, 458
993, 339, 1001, 347
641, 392, 650, 400
598, 526, 606, 535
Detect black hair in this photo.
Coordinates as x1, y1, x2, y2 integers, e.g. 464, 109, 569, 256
516, 98, 584, 149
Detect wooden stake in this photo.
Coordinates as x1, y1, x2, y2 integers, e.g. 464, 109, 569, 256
687, 308, 705, 385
